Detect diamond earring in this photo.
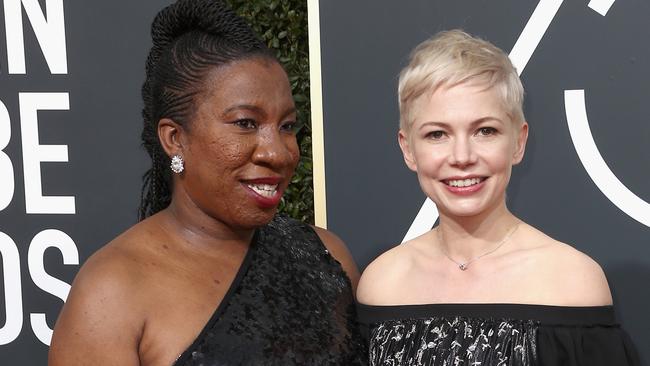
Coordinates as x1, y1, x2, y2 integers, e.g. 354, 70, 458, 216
170, 154, 184, 174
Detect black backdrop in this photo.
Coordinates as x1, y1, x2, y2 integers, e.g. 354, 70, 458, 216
319, 0, 650, 364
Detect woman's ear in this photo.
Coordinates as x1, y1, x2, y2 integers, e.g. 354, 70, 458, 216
158, 118, 185, 157
398, 129, 418, 172
512, 121, 529, 164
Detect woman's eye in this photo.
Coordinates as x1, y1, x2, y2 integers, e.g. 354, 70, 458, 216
233, 119, 257, 129
280, 121, 300, 133
426, 130, 446, 139
477, 127, 497, 136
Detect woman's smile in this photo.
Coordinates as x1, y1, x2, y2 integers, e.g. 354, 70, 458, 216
442, 176, 488, 195
241, 177, 284, 208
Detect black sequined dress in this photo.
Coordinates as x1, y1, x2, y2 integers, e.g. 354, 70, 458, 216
358, 303, 639, 366
174, 216, 367, 366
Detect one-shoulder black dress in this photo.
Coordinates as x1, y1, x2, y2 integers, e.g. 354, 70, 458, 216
358, 303, 639, 366
174, 216, 367, 366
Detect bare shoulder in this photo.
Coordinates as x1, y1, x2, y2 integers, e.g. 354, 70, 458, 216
357, 238, 418, 305
49, 223, 154, 365
74, 229, 149, 301
544, 241, 612, 305
523, 227, 612, 306
311, 226, 361, 292
71, 222, 155, 303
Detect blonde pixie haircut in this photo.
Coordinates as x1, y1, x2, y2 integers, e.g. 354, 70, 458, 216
398, 29, 524, 131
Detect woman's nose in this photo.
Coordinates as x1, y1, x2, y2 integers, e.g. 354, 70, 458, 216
448, 137, 477, 167
252, 129, 297, 168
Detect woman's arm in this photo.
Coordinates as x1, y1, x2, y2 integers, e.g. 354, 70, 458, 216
49, 250, 143, 366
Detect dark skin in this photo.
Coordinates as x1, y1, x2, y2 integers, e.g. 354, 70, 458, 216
48, 57, 360, 366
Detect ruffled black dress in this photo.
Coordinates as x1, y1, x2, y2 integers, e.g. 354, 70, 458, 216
174, 216, 367, 366
358, 303, 639, 366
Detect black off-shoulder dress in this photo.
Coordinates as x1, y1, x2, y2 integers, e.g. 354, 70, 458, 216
358, 303, 640, 366
173, 216, 367, 366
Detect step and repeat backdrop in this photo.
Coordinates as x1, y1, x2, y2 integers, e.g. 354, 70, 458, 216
0, 0, 648, 364
0, 0, 172, 364
318, 0, 649, 363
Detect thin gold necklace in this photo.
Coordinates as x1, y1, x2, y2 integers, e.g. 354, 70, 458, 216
437, 222, 520, 271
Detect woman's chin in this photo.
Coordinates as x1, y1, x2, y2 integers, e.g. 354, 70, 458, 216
434, 198, 495, 219
231, 209, 279, 229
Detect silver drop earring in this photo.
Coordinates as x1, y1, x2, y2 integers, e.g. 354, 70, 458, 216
170, 154, 184, 173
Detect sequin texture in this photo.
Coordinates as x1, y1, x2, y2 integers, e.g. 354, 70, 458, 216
174, 216, 368, 366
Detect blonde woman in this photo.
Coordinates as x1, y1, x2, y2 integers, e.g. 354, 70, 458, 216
357, 30, 639, 366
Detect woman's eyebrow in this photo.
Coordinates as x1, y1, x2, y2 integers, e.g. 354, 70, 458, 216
418, 116, 504, 131
221, 104, 265, 117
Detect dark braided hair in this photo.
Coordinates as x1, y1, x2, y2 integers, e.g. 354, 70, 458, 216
139, 0, 274, 220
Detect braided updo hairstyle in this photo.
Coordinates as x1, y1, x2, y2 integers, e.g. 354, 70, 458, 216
139, 0, 275, 220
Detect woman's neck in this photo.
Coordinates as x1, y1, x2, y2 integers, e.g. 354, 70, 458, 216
435, 202, 520, 260
159, 191, 255, 253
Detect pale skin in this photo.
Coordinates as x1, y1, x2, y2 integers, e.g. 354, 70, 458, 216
357, 81, 612, 307
49, 58, 360, 366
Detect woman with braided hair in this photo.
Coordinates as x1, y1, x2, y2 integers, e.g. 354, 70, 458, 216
48, 1, 367, 365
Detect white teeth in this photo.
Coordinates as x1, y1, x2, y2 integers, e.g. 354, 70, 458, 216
247, 184, 278, 198
447, 178, 482, 187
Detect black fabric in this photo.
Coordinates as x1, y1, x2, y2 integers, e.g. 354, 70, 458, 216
537, 324, 640, 366
358, 303, 640, 366
174, 216, 368, 366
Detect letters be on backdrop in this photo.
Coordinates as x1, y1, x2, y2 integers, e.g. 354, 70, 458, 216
0, 0, 79, 347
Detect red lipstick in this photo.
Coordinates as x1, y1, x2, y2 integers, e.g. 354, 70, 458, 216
241, 177, 283, 209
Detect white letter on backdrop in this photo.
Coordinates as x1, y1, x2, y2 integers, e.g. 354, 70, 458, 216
3, 0, 68, 74
28, 229, 79, 346
0, 232, 23, 345
0, 101, 14, 210
20, 92, 75, 214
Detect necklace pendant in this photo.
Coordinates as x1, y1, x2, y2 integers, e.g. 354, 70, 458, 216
459, 263, 468, 271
